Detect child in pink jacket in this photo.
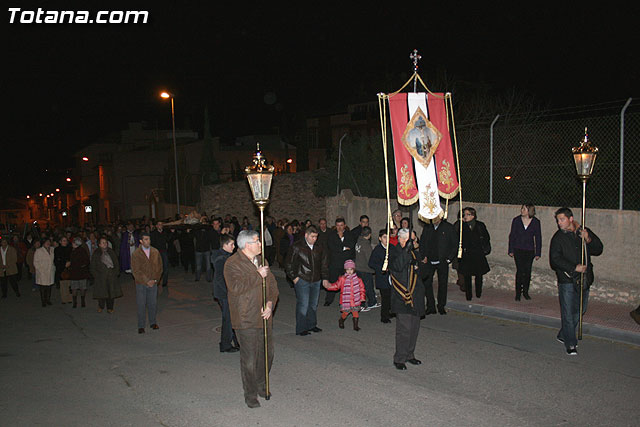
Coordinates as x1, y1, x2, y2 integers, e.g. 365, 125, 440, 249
323, 259, 366, 331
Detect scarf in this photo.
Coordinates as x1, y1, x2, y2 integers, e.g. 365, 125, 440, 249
390, 248, 418, 306
101, 249, 114, 269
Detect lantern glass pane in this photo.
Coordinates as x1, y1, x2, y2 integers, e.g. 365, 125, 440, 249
247, 173, 273, 201
573, 152, 596, 177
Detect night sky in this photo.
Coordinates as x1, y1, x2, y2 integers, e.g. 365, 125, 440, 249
5, 3, 638, 198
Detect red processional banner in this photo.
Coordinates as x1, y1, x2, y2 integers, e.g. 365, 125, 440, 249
388, 92, 459, 217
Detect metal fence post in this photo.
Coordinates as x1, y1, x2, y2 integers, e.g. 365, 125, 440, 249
620, 98, 632, 210
489, 114, 500, 204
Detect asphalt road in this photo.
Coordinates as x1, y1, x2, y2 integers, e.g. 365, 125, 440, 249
1, 268, 638, 426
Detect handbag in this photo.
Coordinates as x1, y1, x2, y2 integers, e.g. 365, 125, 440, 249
61, 268, 71, 280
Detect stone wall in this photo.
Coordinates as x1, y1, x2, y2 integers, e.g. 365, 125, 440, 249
199, 171, 326, 224
325, 192, 640, 306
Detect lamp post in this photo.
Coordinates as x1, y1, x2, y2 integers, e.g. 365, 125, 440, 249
572, 127, 598, 340
244, 143, 275, 400
161, 91, 180, 216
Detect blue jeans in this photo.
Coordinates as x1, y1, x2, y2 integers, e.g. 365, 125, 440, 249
136, 284, 158, 328
195, 251, 212, 281
294, 279, 320, 334
557, 282, 590, 349
357, 271, 377, 306
218, 297, 239, 351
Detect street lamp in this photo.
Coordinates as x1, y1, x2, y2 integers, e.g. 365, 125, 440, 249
244, 143, 274, 400
572, 127, 598, 340
161, 91, 180, 215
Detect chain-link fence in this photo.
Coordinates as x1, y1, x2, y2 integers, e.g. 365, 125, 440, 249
457, 99, 639, 210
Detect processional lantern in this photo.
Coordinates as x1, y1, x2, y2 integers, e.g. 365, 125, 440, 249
572, 127, 598, 182
244, 142, 275, 400
245, 143, 275, 207
571, 127, 598, 341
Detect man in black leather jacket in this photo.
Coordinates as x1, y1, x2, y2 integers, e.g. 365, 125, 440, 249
549, 207, 603, 356
284, 225, 329, 336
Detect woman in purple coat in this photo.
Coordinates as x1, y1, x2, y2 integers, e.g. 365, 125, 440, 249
508, 204, 542, 301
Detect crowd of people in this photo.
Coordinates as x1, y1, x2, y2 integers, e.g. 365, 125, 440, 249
2, 203, 628, 407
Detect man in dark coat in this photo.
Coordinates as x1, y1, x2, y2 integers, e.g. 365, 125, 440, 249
316, 218, 329, 251
151, 222, 169, 288
369, 229, 392, 323
284, 225, 329, 336
212, 234, 240, 353
324, 217, 355, 306
389, 228, 425, 370
419, 216, 458, 315
549, 207, 603, 356
193, 221, 213, 282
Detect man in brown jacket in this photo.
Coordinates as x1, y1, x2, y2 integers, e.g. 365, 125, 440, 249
1, 238, 20, 298
131, 232, 163, 334
224, 230, 279, 409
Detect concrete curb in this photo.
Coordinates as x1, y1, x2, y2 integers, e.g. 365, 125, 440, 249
448, 300, 640, 347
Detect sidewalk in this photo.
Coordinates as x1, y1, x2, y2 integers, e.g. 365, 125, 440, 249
446, 282, 640, 346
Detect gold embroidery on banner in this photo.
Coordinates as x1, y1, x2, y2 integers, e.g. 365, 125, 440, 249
421, 183, 439, 215
438, 159, 454, 191
398, 163, 416, 198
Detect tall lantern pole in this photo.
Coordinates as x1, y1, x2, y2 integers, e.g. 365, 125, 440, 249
244, 143, 275, 400
572, 127, 598, 340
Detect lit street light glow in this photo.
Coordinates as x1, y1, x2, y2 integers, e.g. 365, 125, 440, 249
82, 156, 89, 161
160, 92, 171, 99
66, 177, 72, 182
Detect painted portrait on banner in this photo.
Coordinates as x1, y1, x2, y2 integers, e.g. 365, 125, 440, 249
401, 107, 442, 169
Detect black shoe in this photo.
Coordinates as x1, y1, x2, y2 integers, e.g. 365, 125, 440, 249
425, 308, 437, 315
566, 346, 578, 356
437, 307, 447, 315
297, 331, 310, 336
381, 319, 391, 323
557, 336, 577, 348
309, 327, 322, 333
245, 397, 261, 408
523, 294, 531, 300
151, 324, 159, 330
515, 295, 521, 301
138, 328, 145, 334
221, 347, 240, 353
394, 363, 407, 370
407, 358, 422, 365
323, 301, 331, 306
